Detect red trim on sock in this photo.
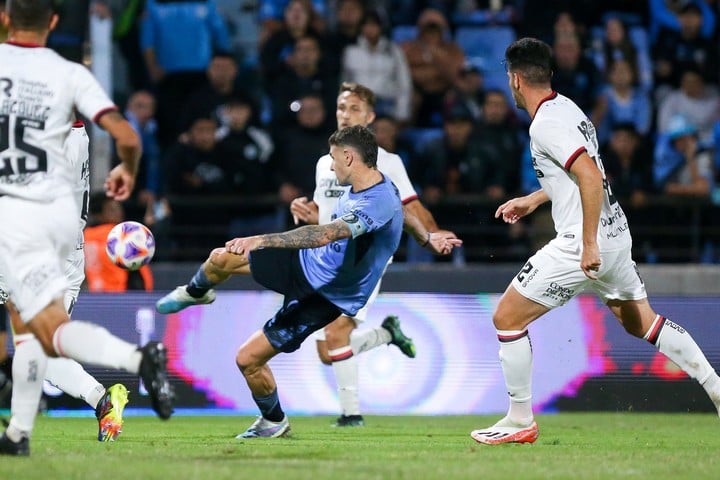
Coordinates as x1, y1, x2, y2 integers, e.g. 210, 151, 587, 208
497, 330, 529, 343
329, 348, 354, 362
645, 316, 665, 345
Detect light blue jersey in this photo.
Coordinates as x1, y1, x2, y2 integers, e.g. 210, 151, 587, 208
300, 174, 403, 316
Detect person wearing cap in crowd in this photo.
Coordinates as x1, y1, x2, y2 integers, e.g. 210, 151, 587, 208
653, 114, 713, 197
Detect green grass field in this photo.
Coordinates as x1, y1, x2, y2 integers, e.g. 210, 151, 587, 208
1, 413, 718, 480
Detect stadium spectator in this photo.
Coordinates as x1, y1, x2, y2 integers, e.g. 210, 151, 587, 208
342, 9, 413, 122
445, 61, 486, 123
551, 33, 602, 115
471, 36, 720, 447
84, 194, 154, 293
648, 0, 716, 41
215, 96, 283, 237
325, 0, 366, 76
591, 59, 652, 146
652, 2, 719, 96
591, 16, 639, 80
401, 8, 465, 127
653, 115, 713, 197
656, 68, 720, 145
257, 0, 325, 45
266, 34, 339, 130
371, 114, 413, 166
182, 52, 260, 132
154, 125, 460, 439
602, 123, 655, 206
165, 117, 230, 196
274, 94, 333, 212
259, 0, 322, 85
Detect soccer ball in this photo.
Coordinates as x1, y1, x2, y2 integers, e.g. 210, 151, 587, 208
106, 221, 156, 270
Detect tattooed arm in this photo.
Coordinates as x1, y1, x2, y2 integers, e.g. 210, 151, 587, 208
225, 221, 352, 259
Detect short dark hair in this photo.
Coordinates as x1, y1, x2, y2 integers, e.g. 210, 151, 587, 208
505, 37, 553, 85
7, 0, 55, 31
339, 82, 377, 109
328, 125, 378, 168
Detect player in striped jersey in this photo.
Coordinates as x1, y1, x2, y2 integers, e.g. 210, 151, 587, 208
471, 37, 720, 446
0, 0, 172, 456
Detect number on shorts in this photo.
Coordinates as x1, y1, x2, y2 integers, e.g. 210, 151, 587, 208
516, 261, 533, 283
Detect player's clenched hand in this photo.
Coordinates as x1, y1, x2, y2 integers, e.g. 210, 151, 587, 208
104, 164, 136, 201
427, 232, 463, 256
495, 197, 534, 224
226, 235, 262, 260
581, 244, 601, 280
290, 197, 319, 225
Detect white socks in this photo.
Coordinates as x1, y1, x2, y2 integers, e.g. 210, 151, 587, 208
350, 327, 392, 355
52, 321, 142, 373
497, 329, 534, 426
329, 346, 360, 416
44, 357, 106, 409
7, 338, 48, 442
645, 315, 720, 408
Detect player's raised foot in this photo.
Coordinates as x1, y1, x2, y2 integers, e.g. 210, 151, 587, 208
235, 416, 290, 438
333, 415, 364, 427
0, 431, 29, 456
470, 417, 539, 445
139, 342, 174, 420
95, 384, 129, 442
382, 316, 416, 358
155, 285, 216, 314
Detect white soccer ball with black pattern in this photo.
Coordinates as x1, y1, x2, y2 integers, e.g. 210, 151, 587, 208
106, 221, 156, 270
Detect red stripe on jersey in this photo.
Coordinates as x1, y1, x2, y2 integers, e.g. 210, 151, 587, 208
72, 120, 85, 128
401, 194, 419, 205
5, 40, 43, 48
93, 106, 119, 124
498, 330, 529, 343
564, 146, 587, 170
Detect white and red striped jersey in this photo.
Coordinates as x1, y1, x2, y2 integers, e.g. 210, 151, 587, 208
0, 42, 115, 201
529, 91, 631, 252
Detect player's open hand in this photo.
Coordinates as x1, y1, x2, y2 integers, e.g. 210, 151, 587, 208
581, 244, 601, 280
290, 197, 319, 225
226, 235, 262, 260
427, 232, 463, 256
495, 197, 535, 224
104, 164, 136, 201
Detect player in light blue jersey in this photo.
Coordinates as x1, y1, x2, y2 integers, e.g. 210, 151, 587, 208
155, 126, 462, 437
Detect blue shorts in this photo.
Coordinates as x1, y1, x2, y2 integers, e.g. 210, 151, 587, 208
250, 249, 341, 353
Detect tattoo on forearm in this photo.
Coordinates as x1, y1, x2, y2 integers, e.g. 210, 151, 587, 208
261, 223, 348, 249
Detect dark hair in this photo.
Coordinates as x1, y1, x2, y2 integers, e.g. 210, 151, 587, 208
328, 125, 378, 168
339, 82, 377, 109
505, 37, 553, 85
7, 0, 55, 30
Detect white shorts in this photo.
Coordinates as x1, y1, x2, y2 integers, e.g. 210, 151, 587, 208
512, 242, 647, 309
314, 256, 391, 341
0, 195, 78, 322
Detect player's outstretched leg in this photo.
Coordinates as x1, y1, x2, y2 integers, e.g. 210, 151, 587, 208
381, 316, 416, 358
236, 415, 291, 439
95, 384, 129, 442
470, 417, 539, 445
138, 342, 174, 419
156, 285, 216, 314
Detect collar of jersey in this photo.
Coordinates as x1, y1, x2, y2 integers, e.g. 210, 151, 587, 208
6, 40, 43, 48
531, 90, 558, 122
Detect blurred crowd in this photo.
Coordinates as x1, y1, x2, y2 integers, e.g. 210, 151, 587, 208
16, 0, 720, 263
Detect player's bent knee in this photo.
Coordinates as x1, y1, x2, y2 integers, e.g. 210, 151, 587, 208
316, 347, 332, 365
